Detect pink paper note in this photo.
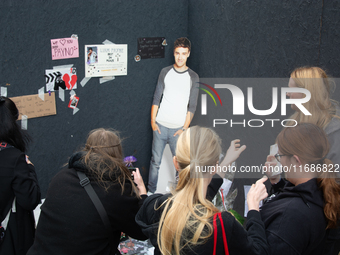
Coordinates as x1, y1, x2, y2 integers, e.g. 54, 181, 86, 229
51, 37, 79, 60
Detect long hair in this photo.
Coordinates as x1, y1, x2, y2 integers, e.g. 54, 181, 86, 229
158, 126, 222, 255
81, 128, 139, 196
277, 123, 340, 228
289, 66, 339, 129
0, 96, 30, 152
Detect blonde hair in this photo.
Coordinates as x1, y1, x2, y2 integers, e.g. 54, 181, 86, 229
82, 128, 139, 196
289, 66, 339, 129
157, 126, 222, 255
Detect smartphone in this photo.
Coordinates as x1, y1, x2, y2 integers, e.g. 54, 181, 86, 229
128, 167, 136, 180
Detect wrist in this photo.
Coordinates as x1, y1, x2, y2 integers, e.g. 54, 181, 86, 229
247, 201, 260, 212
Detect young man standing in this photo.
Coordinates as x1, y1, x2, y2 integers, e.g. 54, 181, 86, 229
148, 37, 199, 193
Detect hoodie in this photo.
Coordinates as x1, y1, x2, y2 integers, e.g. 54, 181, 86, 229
261, 178, 337, 255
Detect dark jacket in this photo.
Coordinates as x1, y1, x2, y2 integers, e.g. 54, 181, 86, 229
27, 152, 147, 255
262, 178, 339, 255
136, 177, 269, 255
0, 146, 41, 255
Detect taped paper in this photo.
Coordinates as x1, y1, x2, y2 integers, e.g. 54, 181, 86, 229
38, 87, 45, 101
11, 93, 56, 120
51, 38, 79, 60
59, 88, 65, 102
69, 90, 76, 97
21, 115, 28, 130
1, 87, 7, 97
80, 77, 91, 87
46, 67, 77, 91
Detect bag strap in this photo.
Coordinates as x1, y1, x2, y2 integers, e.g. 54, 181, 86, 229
213, 212, 229, 255
76, 171, 116, 251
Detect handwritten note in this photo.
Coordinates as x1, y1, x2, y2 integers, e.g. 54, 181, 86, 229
51, 37, 79, 60
11, 93, 57, 120
137, 37, 165, 59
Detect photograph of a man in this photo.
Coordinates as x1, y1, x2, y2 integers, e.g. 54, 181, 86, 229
148, 37, 199, 194
87, 47, 98, 65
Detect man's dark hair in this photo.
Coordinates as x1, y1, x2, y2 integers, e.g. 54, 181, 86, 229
174, 37, 191, 51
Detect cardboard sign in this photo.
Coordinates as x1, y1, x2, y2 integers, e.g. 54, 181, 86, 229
11, 93, 57, 120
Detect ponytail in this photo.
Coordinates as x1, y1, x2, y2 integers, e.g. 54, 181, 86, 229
317, 158, 340, 229
157, 127, 221, 255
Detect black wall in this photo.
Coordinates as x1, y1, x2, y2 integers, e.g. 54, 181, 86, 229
0, 0, 188, 197
1, 0, 339, 216
188, 0, 340, 215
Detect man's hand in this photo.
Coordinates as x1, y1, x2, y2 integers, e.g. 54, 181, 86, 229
173, 129, 184, 137
151, 120, 161, 134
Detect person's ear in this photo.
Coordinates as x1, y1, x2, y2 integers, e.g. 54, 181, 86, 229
292, 155, 302, 166
173, 156, 180, 172
187, 51, 190, 58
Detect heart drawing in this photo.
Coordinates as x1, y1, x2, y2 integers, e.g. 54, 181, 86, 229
63, 73, 77, 89
59, 39, 66, 46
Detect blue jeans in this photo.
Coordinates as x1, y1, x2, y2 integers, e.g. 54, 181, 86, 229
148, 123, 180, 193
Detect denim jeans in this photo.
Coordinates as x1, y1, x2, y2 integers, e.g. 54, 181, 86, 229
148, 122, 180, 193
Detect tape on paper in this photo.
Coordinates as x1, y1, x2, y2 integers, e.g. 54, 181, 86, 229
69, 90, 76, 97
53, 64, 74, 70
80, 77, 91, 87
102, 39, 115, 45
73, 107, 79, 115
38, 87, 45, 101
21, 115, 28, 130
59, 88, 65, 102
99, 77, 115, 84
1, 87, 7, 97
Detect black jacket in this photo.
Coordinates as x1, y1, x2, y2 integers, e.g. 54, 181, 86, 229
0, 146, 41, 255
135, 177, 269, 255
262, 178, 339, 255
27, 152, 147, 255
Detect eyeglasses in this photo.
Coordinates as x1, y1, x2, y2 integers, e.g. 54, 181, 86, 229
274, 153, 290, 162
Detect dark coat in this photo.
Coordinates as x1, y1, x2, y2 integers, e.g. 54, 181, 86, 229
262, 178, 340, 255
135, 177, 269, 255
0, 147, 41, 255
27, 152, 147, 255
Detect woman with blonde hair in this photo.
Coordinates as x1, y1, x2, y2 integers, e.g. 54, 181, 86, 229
28, 128, 147, 255
286, 66, 340, 166
255, 123, 340, 255
136, 126, 270, 255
